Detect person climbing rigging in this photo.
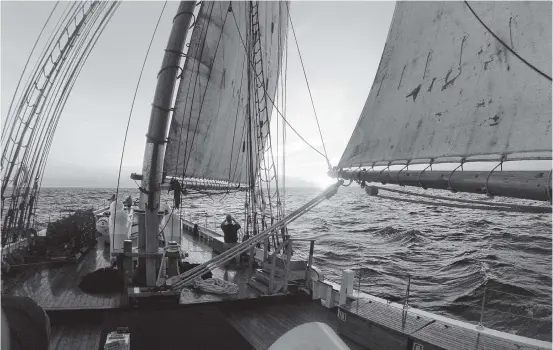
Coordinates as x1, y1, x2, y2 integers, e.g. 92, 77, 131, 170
220, 214, 240, 244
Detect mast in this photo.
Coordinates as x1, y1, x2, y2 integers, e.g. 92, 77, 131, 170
139, 1, 196, 287
247, 2, 257, 236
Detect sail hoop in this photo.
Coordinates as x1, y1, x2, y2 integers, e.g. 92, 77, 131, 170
157, 65, 183, 78
447, 159, 466, 193
547, 170, 552, 203
377, 163, 391, 185
340, 151, 552, 170
484, 155, 506, 197
417, 160, 434, 190
173, 11, 196, 28
396, 161, 410, 187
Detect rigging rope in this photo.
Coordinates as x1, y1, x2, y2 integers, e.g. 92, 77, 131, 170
230, 7, 329, 163
113, 1, 167, 234
286, 3, 330, 169
34, 3, 121, 209
370, 186, 551, 212
3, 2, 120, 232
3, 2, 59, 140
1, 1, 73, 146
375, 193, 550, 214
1, 2, 86, 192
464, 1, 552, 81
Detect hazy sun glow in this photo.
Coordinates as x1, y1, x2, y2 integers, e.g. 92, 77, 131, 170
314, 177, 335, 189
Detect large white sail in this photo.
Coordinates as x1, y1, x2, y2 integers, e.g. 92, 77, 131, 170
163, 1, 288, 184
339, 1, 552, 168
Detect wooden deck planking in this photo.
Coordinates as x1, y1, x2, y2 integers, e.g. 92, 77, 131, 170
223, 299, 366, 350
96, 306, 254, 350
48, 323, 102, 350
3, 244, 123, 310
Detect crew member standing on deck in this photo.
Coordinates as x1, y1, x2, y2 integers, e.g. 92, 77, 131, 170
220, 214, 240, 244
221, 215, 241, 267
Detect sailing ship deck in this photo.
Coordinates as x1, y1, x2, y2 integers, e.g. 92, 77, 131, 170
3, 226, 551, 350
1, 228, 258, 310
44, 295, 365, 350
1, 244, 123, 310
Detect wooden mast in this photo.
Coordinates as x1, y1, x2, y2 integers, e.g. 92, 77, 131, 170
245, 2, 257, 240
139, 1, 196, 287
329, 169, 552, 202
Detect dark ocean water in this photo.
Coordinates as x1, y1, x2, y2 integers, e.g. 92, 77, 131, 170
34, 186, 552, 341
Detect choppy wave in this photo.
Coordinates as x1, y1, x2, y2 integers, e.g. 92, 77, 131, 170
32, 186, 552, 341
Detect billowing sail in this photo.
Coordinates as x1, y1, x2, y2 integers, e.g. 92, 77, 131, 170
164, 1, 288, 184
339, 1, 552, 168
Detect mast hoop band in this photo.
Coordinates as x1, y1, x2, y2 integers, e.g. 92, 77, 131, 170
417, 159, 434, 190
173, 11, 196, 29
157, 65, 183, 79
150, 103, 174, 113
484, 155, 506, 197
447, 158, 466, 193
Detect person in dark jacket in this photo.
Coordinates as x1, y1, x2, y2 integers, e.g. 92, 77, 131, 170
220, 215, 240, 244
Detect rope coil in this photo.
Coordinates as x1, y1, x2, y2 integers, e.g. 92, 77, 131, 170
181, 277, 239, 295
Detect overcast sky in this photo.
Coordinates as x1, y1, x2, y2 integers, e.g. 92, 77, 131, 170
1, 1, 395, 188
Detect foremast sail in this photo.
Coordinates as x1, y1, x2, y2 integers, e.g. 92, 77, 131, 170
332, 1, 552, 201
163, 1, 288, 188
139, 1, 289, 285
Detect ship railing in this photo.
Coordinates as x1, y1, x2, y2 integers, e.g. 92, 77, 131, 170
350, 268, 552, 331
260, 236, 318, 294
